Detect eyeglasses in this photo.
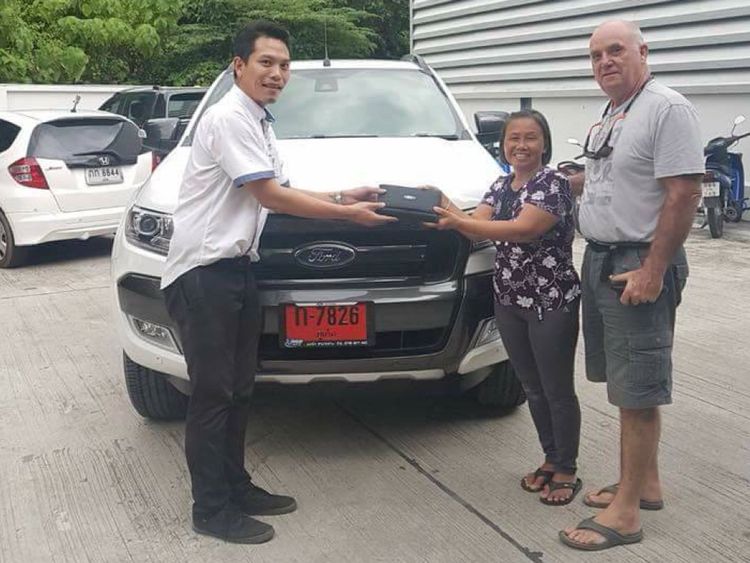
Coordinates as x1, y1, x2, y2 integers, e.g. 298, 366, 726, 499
581, 76, 652, 160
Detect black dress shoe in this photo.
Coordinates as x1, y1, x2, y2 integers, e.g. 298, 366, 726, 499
192, 506, 274, 544
233, 484, 298, 516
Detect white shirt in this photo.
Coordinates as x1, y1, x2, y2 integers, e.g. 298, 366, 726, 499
161, 85, 286, 289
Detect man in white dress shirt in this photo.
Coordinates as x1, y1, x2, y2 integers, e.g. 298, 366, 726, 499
161, 21, 394, 544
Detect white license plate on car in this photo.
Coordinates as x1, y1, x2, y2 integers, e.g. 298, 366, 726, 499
85, 166, 123, 185
702, 181, 720, 198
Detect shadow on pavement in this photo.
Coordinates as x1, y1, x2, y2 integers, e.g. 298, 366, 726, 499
255, 379, 522, 424
20, 236, 114, 267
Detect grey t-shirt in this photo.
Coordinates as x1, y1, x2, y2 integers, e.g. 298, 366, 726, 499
578, 80, 704, 243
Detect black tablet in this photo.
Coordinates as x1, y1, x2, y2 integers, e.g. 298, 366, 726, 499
378, 184, 441, 222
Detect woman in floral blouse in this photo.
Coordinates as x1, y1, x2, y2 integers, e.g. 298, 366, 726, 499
432, 110, 582, 505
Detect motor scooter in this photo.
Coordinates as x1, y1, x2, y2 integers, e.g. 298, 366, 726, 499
702, 115, 750, 238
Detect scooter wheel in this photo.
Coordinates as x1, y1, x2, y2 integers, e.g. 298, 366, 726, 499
707, 207, 724, 238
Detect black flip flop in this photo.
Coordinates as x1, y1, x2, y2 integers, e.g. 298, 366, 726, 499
559, 517, 643, 551
520, 468, 554, 492
540, 478, 582, 506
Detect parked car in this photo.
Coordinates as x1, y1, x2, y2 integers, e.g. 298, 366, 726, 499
0, 110, 152, 268
99, 86, 206, 126
99, 86, 206, 165
112, 57, 523, 420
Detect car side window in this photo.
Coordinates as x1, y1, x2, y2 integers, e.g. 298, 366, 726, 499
167, 93, 204, 119
99, 94, 122, 114
0, 119, 21, 153
121, 92, 155, 126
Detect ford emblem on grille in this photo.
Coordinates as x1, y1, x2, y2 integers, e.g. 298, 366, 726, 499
294, 242, 356, 269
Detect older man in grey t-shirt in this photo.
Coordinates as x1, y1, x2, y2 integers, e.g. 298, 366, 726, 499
560, 21, 703, 552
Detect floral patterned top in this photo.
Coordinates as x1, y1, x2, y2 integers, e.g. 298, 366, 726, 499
481, 167, 581, 315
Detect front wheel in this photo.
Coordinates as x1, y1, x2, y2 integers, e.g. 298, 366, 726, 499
471, 361, 526, 409
123, 353, 188, 420
707, 206, 724, 238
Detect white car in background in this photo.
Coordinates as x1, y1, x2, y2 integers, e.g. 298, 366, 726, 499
0, 110, 152, 267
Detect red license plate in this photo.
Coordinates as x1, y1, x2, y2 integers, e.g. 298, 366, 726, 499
281, 303, 373, 348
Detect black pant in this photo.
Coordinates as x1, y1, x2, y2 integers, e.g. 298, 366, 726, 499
494, 300, 581, 474
163, 257, 260, 518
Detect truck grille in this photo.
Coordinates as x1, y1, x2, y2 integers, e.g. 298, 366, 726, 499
258, 327, 446, 361
255, 215, 468, 285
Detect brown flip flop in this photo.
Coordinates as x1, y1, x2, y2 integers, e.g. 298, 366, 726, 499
583, 483, 664, 510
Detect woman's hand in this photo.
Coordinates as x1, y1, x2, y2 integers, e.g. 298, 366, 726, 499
429, 206, 466, 231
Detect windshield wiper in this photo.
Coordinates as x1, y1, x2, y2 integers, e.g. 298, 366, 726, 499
310, 134, 380, 139
411, 133, 460, 140
72, 150, 116, 156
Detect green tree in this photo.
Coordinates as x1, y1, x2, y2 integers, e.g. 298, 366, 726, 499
0, 0, 88, 83
159, 0, 382, 86
0, 0, 182, 83
0, 0, 411, 85
332, 0, 409, 59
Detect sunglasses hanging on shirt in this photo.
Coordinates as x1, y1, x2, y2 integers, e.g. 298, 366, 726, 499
580, 76, 653, 161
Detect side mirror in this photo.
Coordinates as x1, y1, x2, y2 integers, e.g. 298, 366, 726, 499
143, 117, 181, 153
731, 114, 747, 136
474, 111, 509, 157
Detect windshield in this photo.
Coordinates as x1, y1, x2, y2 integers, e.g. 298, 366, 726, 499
185, 66, 467, 144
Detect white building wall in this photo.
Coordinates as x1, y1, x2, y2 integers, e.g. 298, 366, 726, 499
0, 84, 131, 112
412, 0, 750, 163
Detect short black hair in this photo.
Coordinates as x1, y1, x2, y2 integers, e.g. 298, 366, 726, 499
498, 109, 553, 166
233, 20, 290, 62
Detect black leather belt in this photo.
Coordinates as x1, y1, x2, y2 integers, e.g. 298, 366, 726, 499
586, 239, 650, 253
586, 240, 651, 282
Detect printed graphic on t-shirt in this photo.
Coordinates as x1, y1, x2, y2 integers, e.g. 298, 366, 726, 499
582, 113, 625, 209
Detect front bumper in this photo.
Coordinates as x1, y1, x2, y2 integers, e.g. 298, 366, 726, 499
114, 270, 506, 385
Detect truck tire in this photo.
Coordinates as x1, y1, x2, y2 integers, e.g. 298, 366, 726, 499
473, 360, 526, 409
0, 210, 29, 268
123, 353, 188, 420
707, 207, 724, 238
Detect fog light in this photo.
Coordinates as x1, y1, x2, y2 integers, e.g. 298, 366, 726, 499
130, 317, 179, 352
475, 318, 501, 348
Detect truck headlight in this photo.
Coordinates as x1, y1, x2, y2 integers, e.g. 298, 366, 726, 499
465, 239, 495, 275
125, 206, 173, 255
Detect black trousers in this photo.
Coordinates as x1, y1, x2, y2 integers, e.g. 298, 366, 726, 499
494, 300, 581, 474
163, 257, 261, 518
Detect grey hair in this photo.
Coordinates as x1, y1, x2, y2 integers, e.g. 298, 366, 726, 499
596, 20, 646, 46
630, 22, 646, 45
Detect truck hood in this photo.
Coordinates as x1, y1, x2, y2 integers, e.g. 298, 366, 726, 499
136, 137, 502, 213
